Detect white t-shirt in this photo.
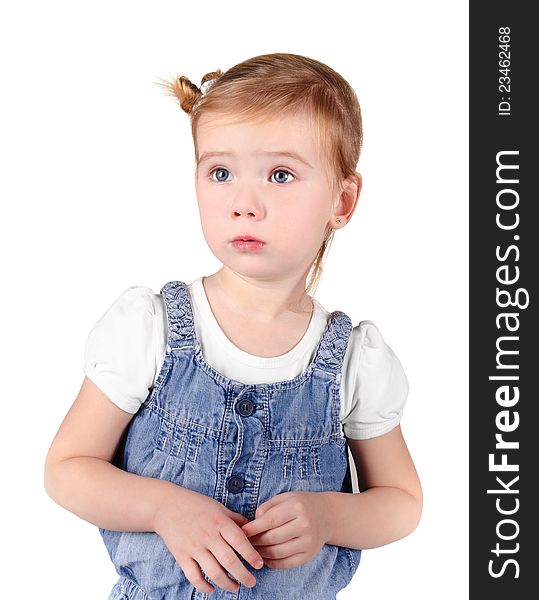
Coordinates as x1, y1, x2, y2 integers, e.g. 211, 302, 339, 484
84, 277, 409, 440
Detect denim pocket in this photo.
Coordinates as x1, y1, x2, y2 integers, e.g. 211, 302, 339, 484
156, 416, 203, 464
280, 445, 322, 489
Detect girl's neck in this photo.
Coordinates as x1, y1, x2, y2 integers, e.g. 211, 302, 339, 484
203, 269, 313, 323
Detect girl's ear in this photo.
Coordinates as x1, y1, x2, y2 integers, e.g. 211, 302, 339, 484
333, 172, 362, 227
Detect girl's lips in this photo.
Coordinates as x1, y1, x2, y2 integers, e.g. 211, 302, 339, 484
232, 235, 265, 243
231, 240, 266, 251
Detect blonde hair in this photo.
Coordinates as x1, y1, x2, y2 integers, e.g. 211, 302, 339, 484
155, 53, 363, 298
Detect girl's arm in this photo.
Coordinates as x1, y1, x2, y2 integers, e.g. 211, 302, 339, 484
322, 425, 422, 549
44, 376, 181, 531
45, 376, 265, 593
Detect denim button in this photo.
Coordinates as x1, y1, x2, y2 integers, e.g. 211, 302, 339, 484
226, 475, 245, 493
237, 399, 255, 416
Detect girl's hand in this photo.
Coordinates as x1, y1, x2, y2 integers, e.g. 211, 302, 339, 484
240, 491, 333, 569
153, 486, 264, 595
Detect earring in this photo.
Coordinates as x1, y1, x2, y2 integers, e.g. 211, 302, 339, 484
335, 217, 342, 224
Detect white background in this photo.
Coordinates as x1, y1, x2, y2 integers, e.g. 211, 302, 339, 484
0, 1, 468, 598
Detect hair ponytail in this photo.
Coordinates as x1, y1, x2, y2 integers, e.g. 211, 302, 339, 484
155, 70, 222, 114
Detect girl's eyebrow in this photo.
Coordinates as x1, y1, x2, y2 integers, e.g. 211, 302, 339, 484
198, 150, 313, 169
264, 151, 313, 168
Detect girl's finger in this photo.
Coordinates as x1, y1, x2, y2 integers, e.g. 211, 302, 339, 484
264, 551, 309, 570
257, 537, 306, 560
180, 556, 215, 594
199, 548, 246, 594
228, 510, 249, 526
243, 507, 295, 537
209, 541, 258, 590
249, 520, 299, 546
220, 520, 265, 571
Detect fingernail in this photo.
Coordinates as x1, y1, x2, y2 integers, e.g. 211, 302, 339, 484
255, 560, 264, 569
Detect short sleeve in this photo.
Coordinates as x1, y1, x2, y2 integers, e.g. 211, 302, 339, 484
341, 320, 409, 440
83, 286, 164, 414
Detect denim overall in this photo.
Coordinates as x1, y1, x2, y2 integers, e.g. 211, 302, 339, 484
101, 280, 361, 600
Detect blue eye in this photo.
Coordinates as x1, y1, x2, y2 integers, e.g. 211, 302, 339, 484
271, 169, 295, 184
211, 168, 231, 182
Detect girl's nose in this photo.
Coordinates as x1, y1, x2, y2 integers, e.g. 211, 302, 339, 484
230, 185, 265, 220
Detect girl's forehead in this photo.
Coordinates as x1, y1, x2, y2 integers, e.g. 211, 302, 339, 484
196, 111, 324, 161
197, 110, 312, 135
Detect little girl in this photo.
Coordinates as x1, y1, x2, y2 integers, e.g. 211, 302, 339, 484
44, 53, 422, 600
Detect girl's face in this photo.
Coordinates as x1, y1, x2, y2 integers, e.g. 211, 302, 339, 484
194, 111, 348, 285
